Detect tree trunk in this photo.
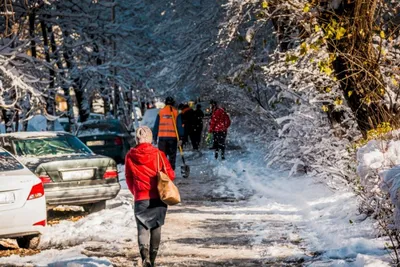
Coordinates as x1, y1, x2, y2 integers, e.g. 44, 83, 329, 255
29, 11, 36, 58
62, 30, 89, 125
319, 0, 396, 134
49, 22, 76, 132
40, 19, 56, 130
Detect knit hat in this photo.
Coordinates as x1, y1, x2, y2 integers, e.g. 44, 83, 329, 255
135, 126, 153, 144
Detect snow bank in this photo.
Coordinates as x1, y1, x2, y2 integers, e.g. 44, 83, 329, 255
39, 203, 136, 249
209, 144, 389, 265
357, 139, 400, 230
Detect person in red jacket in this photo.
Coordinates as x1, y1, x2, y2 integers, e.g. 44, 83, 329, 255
125, 126, 175, 267
207, 100, 231, 160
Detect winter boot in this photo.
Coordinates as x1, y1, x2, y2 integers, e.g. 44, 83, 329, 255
139, 245, 152, 267
221, 151, 225, 160
214, 152, 218, 159
150, 247, 159, 266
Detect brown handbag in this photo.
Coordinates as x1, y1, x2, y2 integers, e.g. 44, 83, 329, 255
157, 153, 181, 205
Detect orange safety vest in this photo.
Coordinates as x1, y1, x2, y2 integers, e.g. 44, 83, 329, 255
158, 106, 178, 138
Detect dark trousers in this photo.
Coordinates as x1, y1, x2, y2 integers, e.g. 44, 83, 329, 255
136, 217, 161, 251
190, 127, 202, 150
183, 126, 190, 146
134, 199, 166, 265
158, 138, 177, 170
213, 131, 227, 157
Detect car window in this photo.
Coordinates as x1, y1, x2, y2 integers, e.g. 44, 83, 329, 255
77, 122, 122, 136
88, 114, 104, 120
13, 135, 92, 157
0, 151, 24, 171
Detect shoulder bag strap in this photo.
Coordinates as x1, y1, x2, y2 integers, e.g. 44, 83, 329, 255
158, 152, 166, 172
157, 152, 160, 172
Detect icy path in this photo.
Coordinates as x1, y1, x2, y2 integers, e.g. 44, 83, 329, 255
0, 146, 391, 266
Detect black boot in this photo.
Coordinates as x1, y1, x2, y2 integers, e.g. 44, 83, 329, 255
139, 245, 152, 267
215, 152, 218, 159
150, 247, 159, 266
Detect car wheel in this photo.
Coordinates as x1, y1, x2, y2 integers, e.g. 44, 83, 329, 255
16, 234, 40, 249
83, 200, 106, 213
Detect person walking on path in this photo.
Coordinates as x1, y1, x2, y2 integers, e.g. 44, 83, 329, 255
181, 104, 195, 148
192, 104, 204, 150
125, 126, 175, 267
207, 100, 231, 160
152, 96, 184, 170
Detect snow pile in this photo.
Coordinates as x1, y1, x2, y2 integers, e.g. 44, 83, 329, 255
356, 139, 400, 229
208, 145, 390, 265
39, 204, 136, 249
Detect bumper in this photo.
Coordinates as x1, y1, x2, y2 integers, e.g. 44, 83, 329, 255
0, 197, 46, 238
45, 181, 121, 206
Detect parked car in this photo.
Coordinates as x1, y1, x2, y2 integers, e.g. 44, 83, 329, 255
0, 132, 120, 213
59, 113, 106, 132
76, 119, 135, 163
0, 148, 46, 249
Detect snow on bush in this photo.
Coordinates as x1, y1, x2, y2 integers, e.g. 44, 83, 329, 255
357, 138, 400, 229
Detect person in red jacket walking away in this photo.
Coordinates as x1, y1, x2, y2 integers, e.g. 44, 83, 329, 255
207, 100, 231, 160
125, 126, 175, 267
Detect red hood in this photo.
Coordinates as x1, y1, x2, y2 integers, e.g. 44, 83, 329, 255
128, 143, 159, 165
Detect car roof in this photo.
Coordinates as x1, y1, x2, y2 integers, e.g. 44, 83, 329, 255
80, 119, 122, 125
0, 131, 72, 139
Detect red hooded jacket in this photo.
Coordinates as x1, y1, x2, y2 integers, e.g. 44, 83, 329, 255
125, 143, 175, 201
209, 108, 231, 133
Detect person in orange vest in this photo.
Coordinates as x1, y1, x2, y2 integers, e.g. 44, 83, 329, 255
152, 97, 184, 170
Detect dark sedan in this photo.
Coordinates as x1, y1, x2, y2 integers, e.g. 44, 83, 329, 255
76, 119, 135, 163
0, 132, 121, 213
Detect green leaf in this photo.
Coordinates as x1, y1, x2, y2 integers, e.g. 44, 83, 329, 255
261, 1, 268, 9
322, 66, 333, 76
300, 42, 308, 55
336, 27, 346, 40
286, 54, 299, 64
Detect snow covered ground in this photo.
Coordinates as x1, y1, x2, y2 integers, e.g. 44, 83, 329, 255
0, 143, 392, 266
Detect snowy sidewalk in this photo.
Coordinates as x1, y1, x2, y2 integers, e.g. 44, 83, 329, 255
0, 146, 391, 266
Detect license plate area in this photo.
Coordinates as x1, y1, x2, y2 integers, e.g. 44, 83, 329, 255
0, 192, 15, 204
61, 169, 95, 181
87, 140, 105, 146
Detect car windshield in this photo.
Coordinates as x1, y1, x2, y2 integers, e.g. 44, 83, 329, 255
77, 122, 122, 136
13, 135, 92, 157
0, 151, 24, 171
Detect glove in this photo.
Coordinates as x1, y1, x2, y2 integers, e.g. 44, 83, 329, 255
178, 140, 183, 147
206, 133, 212, 143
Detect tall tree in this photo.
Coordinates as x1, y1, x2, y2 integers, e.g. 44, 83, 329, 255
317, 0, 396, 133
